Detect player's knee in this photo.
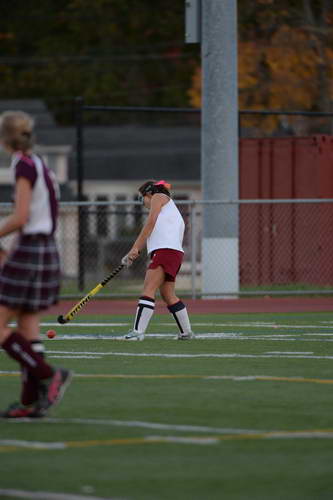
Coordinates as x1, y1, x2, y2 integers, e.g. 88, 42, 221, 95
142, 285, 157, 299
163, 293, 179, 306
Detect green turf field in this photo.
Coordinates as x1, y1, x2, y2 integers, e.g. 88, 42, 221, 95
1, 311, 333, 500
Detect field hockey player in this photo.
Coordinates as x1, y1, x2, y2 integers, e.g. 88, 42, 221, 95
0, 111, 72, 419
122, 179, 194, 341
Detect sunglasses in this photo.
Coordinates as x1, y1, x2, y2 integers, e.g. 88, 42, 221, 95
139, 193, 150, 204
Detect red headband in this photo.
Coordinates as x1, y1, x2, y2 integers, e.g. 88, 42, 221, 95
155, 180, 171, 190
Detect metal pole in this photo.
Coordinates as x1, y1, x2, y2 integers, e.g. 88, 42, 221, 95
76, 96, 84, 201
190, 202, 197, 299
75, 96, 85, 291
201, 0, 239, 297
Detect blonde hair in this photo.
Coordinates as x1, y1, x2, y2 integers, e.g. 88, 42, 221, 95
0, 111, 35, 152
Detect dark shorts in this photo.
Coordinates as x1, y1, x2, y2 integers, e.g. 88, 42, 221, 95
0, 234, 60, 312
148, 248, 184, 282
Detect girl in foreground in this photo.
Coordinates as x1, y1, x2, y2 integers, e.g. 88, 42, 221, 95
0, 111, 72, 418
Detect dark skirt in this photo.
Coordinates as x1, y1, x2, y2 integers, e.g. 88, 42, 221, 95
0, 234, 60, 312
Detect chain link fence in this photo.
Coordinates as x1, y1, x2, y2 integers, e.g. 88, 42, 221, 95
0, 199, 333, 298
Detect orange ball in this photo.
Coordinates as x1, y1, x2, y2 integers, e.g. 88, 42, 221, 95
46, 329, 56, 339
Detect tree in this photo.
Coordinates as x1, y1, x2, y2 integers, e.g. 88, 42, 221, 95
188, 0, 333, 135
0, 0, 200, 122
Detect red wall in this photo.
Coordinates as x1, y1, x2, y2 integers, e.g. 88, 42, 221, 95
239, 136, 333, 286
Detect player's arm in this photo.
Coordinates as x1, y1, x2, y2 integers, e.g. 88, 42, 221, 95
0, 177, 31, 237
127, 194, 165, 261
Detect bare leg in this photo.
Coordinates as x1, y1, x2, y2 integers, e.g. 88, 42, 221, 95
125, 267, 165, 340
159, 281, 179, 306
142, 266, 166, 298
17, 311, 40, 340
160, 282, 193, 339
0, 305, 17, 344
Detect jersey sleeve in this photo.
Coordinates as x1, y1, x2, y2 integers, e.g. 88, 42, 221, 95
15, 158, 37, 186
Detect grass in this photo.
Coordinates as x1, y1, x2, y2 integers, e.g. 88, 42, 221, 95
1, 311, 333, 499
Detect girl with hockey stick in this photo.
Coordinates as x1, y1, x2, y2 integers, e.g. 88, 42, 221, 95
123, 180, 194, 341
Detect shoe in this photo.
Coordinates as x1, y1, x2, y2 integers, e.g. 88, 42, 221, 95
37, 368, 73, 415
177, 331, 195, 340
124, 330, 144, 341
0, 401, 43, 419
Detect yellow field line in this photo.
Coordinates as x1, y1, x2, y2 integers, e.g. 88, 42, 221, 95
2, 372, 333, 384
251, 375, 333, 384
80, 374, 333, 385
2, 429, 333, 453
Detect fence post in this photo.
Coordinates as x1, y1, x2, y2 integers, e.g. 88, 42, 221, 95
75, 96, 86, 291
190, 202, 197, 299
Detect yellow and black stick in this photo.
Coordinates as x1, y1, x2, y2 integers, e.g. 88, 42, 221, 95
57, 263, 125, 324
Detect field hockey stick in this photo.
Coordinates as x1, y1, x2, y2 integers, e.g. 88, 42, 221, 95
57, 263, 125, 324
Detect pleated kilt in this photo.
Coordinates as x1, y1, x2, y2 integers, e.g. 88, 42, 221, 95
0, 234, 60, 312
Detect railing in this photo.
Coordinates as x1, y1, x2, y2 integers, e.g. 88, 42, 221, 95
1, 199, 333, 298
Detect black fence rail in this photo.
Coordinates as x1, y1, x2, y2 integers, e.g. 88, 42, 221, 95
73, 100, 333, 292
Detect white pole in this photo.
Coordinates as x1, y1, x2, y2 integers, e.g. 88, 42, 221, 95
201, 0, 239, 297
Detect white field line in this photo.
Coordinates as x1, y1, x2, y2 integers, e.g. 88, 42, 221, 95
38, 332, 333, 342
8, 417, 262, 435
169, 323, 333, 330
241, 324, 333, 329
0, 437, 218, 449
2, 344, 333, 358
263, 431, 333, 439
29, 322, 129, 327
0, 440, 65, 449
56, 336, 333, 342
0, 489, 122, 500
304, 333, 333, 336
265, 351, 314, 354
49, 355, 102, 359
44, 350, 333, 360
38, 321, 333, 329
2, 430, 333, 454
35, 334, 333, 344
2, 371, 333, 385
148, 431, 333, 441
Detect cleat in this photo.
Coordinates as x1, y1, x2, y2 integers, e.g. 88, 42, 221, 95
37, 368, 73, 415
124, 330, 144, 341
1, 401, 43, 419
177, 331, 195, 340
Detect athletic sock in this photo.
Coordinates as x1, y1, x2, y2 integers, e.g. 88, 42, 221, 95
2, 332, 53, 380
133, 296, 155, 333
168, 300, 192, 334
21, 340, 46, 406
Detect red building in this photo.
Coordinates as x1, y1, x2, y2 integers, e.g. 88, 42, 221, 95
239, 135, 333, 286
